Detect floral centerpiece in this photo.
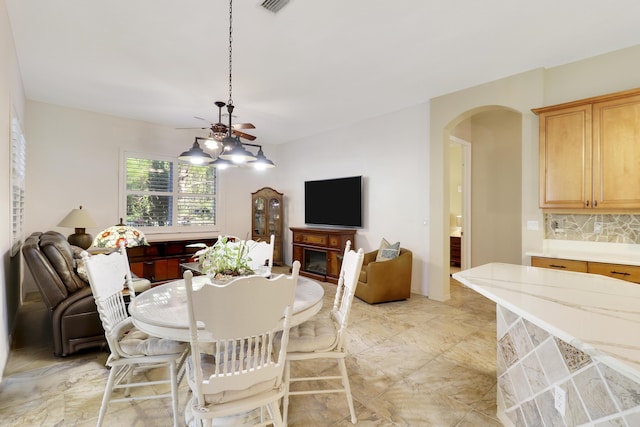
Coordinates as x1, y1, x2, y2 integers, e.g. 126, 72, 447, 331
193, 236, 254, 282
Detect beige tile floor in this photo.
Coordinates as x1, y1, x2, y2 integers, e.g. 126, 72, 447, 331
0, 270, 500, 426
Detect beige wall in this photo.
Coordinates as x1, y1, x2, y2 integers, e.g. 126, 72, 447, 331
429, 44, 640, 302
469, 109, 522, 267
429, 69, 544, 301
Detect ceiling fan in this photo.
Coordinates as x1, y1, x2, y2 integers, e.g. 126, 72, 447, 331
185, 101, 256, 141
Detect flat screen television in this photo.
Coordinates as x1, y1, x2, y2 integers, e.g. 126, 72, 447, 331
304, 176, 363, 228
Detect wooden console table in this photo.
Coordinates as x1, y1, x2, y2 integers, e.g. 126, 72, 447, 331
290, 227, 356, 284
127, 237, 217, 283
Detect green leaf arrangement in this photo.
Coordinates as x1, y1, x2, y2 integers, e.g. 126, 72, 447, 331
194, 236, 255, 281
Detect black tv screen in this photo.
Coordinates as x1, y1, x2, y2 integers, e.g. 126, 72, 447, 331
305, 176, 363, 227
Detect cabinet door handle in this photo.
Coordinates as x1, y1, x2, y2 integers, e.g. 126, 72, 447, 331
610, 271, 630, 277
594, 200, 598, 207
549, 264, 567, 269
585, 200, 589, 207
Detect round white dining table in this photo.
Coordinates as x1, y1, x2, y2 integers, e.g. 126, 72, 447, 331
129, 274, 324, 342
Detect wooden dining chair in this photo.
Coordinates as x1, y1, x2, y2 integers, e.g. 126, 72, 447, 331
81, 243, 189, 427
282, 241, 365, 425
183, 261, 300, 426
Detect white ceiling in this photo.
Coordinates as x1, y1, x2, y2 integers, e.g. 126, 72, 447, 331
6, 0, 640, 145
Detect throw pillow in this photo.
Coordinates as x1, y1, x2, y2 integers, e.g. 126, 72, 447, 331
376, 238, 400, 262
75, 258, 90, 284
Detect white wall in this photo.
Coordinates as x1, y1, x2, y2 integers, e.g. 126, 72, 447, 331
1, 0, 26, 379
276, 103, 431, 296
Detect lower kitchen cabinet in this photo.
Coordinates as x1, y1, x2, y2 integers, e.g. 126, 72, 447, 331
531, 256, 640, 284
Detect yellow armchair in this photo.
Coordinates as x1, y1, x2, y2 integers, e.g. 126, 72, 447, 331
355, 248, 412, 304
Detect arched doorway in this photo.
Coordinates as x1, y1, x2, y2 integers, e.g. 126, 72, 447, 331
430, 105, 523, 301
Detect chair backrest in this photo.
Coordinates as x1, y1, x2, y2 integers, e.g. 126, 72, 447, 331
184, 261, 299, 399
331, 241, 365, 350
246, 234, 275, 270
81, 242, 134, 352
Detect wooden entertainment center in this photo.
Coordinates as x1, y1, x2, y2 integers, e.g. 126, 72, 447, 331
290, 227, 356, 284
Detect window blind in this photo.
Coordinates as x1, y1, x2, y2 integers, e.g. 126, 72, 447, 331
11, 115, 26, 256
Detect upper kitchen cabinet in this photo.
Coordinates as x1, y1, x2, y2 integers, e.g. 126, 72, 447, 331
533, 88, 640, 211
251, 187, 283, 265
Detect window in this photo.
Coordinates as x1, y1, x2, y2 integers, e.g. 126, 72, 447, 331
11, 112, 26, 256
124, 153, 217, 231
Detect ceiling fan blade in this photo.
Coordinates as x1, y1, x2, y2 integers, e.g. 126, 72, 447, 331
233, 129, 257, 141
194, 116, 214, 125
177, 127, 209, 130
232, 123, 255, 130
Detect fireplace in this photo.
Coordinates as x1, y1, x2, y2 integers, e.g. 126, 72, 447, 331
290, 227, 356, 284
304, 249, 327, 275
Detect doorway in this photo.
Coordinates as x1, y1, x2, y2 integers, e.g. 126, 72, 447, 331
446, 108, 522, 274
449, 136, 471, 274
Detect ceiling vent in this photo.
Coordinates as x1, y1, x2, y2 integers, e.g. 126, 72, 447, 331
261, 0, 289, 13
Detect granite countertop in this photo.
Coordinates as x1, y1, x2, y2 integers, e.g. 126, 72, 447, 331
453, 263, 640, 382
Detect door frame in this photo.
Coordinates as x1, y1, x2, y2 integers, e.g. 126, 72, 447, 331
450, 136, 471, 270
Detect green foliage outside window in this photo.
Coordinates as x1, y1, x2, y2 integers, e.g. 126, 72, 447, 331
125, 156, 216, 228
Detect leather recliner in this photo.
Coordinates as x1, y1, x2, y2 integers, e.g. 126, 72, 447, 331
22, 231, 105, 356
355, 248, 412, 304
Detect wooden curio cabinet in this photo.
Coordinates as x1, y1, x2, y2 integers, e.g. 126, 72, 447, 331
251, 187, 283, 266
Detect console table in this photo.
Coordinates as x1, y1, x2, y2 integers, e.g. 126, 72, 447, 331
127, 237, 217, 283
290, 227, 356, 284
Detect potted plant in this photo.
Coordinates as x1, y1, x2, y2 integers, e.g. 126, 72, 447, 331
193, 236, 255, 282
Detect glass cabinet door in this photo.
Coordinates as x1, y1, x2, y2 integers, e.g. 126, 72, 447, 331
254, 196, 266, 236
268, 197, 281, 236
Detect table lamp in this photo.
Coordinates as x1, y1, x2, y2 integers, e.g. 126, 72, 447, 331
57, 205, 97, 249
92, 218, 148, 249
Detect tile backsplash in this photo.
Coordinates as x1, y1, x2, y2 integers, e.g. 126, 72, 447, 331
545, 214, 640, 244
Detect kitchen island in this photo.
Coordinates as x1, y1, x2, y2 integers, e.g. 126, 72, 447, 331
453, 263, 640, 426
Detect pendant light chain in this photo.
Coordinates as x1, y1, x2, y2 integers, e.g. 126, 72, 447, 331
228, 0, 233, 107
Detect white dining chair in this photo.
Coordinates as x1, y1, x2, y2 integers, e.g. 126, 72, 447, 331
183, 261, 299, 426
282, 241, 364, 425
246, 234, 275, 272
81, 243, 189, 427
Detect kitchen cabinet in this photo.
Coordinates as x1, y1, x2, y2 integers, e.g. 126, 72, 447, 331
530, 256, 588, 272
533, 88, 640, 210
251, 187, 283, 265
531, 256, 640, 284
450, 236, 461, 267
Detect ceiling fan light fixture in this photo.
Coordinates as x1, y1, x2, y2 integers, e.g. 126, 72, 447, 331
210, 156, 238, 169
249, 146, 275, 169
178, 139, 214, 164
220, 138, 257, 163
203, 135, 220, 150
177, 0, 275, 169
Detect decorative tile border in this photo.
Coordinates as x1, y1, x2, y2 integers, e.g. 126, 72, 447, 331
545, 213, 640, 243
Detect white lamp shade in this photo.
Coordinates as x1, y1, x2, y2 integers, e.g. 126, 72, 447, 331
57, 206, 97, 229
